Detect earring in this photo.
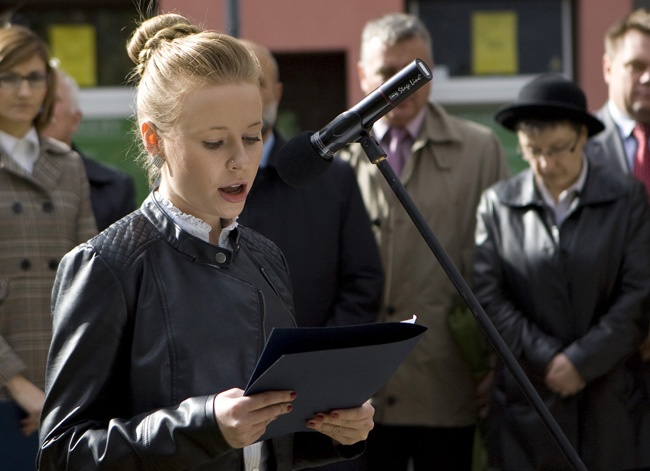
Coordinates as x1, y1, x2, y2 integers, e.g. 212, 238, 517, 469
152, 154, 164, 169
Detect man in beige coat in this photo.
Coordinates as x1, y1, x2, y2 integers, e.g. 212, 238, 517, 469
338, 13, 509, 470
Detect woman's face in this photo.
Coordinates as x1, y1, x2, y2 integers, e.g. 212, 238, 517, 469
517, 123, 586, 198
157, 82, 263, 231
0, 54, 48, 137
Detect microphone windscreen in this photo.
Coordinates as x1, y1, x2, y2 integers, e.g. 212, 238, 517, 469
276, 131, 333, 187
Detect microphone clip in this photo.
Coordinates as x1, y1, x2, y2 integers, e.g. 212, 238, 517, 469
358, 132, 387, 165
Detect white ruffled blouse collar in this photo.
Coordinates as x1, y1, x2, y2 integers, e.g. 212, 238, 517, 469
154, 191, 238, 249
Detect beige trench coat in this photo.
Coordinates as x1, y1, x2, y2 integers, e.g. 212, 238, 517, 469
339, 102, 509, 426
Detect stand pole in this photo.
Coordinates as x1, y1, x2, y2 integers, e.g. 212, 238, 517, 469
358, 133, 587, 471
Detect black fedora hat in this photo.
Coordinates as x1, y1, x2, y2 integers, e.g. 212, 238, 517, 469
495, 73, 604, 137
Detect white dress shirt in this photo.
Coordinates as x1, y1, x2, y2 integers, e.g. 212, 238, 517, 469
0, 127, 40, 174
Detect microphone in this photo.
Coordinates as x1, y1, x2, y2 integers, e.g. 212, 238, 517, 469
277, 58, 432, 186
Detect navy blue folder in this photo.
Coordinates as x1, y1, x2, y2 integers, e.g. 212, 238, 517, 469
244, 321, 427, 441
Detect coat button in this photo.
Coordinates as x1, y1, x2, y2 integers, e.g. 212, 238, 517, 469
386, 305, 397, 315
42, 201, 54, 213
12, 202, 22, 213
20, 259, 31, 270
48, 259, 59, 270
386, 395, 397, 406
215, 252, 227, 264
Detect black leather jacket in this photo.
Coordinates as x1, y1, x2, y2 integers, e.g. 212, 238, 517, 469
38, 194, 353, 470
474, 163, 650, 470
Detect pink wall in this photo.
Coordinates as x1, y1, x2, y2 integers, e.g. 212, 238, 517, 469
158, 0, 227, 31
240, 0, 403, 106
160, 0, 402, 106
162, 0, 637, 111
575, 0, 632, 112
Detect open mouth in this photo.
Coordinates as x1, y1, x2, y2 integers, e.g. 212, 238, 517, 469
218, 183, 249, 203
220, 184, 244, 195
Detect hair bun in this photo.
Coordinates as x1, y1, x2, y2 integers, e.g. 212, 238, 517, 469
127, 13, 201, 79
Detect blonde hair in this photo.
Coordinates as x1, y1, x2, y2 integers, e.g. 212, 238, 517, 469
605, 8, 650, 59
126, 13, 260, 185
0, 24, 56, 132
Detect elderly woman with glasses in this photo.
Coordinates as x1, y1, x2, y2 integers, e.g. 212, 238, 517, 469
0, 24, 96, 470
473, 73, 650, 470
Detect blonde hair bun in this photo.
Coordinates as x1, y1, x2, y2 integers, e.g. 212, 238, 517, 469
127, 13, 201, 80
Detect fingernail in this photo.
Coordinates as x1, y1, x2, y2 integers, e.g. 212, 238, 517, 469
316, 414, 325, 421
307, 421, 316, 427
290, 391, 297, 399
331, 412, 339, 419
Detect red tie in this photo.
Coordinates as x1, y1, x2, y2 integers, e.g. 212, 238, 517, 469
385, 127, 410, 177
633, 123, 650, 199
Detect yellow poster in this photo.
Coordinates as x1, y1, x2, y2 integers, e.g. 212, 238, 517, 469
472, 11, 518, 75
49, 24, 97, 86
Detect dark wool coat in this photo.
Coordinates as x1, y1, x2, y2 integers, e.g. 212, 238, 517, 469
75, 143, 136, 232
239, 130, 383, 329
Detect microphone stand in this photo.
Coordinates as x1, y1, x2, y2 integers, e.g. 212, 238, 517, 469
358, 133, 587, 471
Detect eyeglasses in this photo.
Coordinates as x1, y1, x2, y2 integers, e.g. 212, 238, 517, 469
518, 134, 580, 160
0, 71, 48, 90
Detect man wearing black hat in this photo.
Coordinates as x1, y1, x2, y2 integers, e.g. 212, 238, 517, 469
473, 73, 650, 470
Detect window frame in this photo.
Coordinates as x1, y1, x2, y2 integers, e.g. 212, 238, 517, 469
409, 0, 574, 105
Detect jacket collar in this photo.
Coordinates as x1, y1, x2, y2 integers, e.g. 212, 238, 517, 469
410, 102, 465, 171
0, 135, 72, 194
419, 102, 464, 145
140, 193, 238, 268
497, 162, 627, 209
588, 106, 630, 174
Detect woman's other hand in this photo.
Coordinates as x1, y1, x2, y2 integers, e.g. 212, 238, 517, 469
306, 400, 375, 446
5, 374, 45, 436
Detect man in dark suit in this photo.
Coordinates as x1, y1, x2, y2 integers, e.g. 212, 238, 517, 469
43, 66, 136, 231
237, 46, 381, 468
585, 8, 650, 362
585, 9, 650, 464
238, 40, 383, 337
587, 9, 650, 182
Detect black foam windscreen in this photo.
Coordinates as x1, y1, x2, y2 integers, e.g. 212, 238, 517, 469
276, 131, 334, 187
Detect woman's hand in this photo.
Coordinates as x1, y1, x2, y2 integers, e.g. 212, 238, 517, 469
545, 353, 585, 397
213, 388, 296, 448
5, 374, 45, 436
306, 400, 374, 446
